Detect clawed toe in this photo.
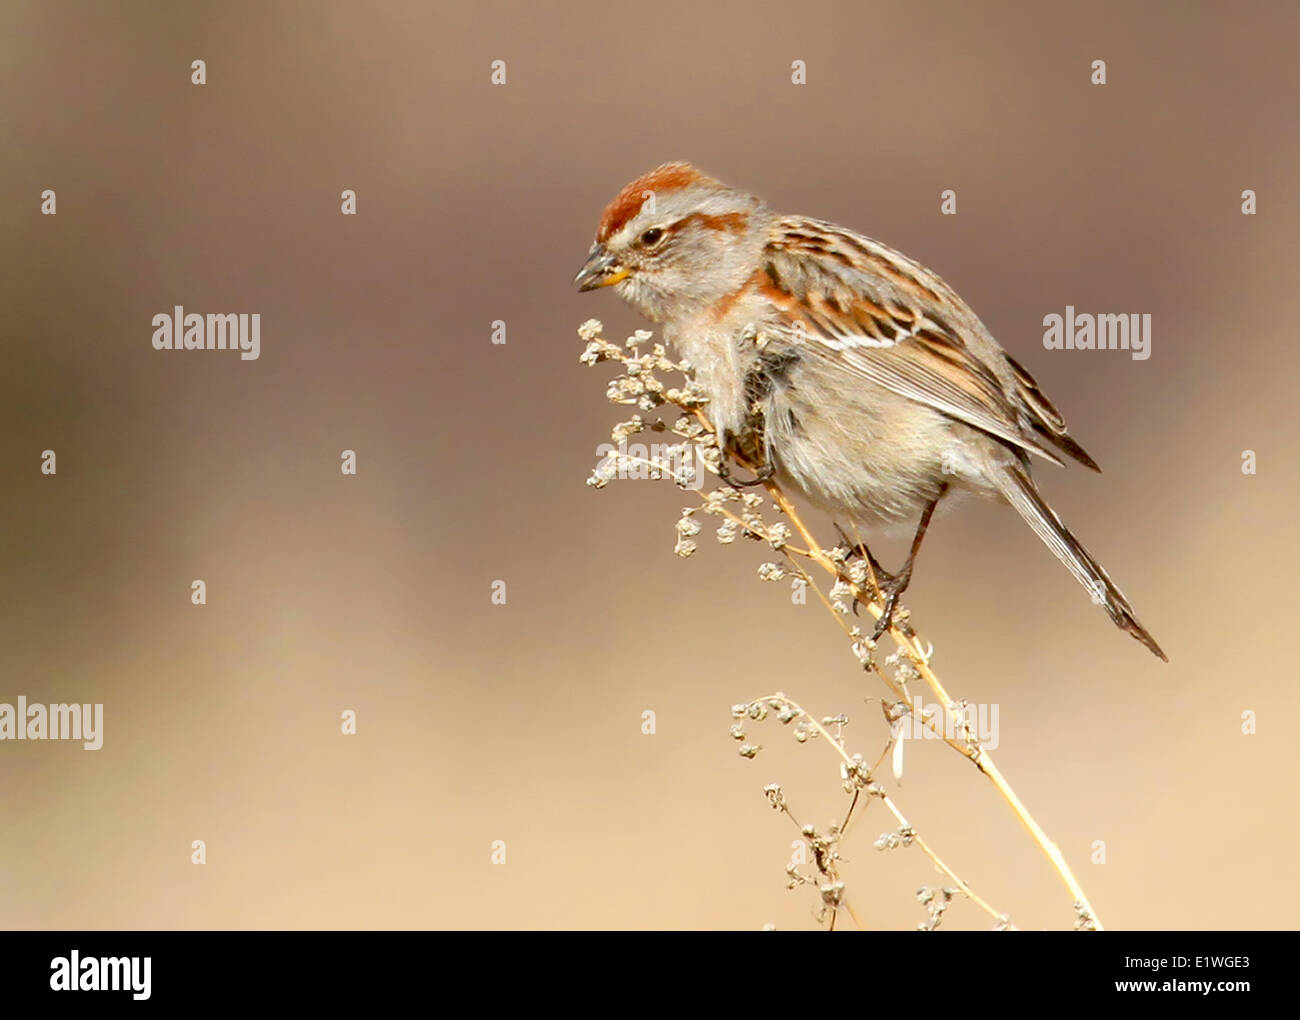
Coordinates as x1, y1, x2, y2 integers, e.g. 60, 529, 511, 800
718, 458, 774, 488
833, 525, 896, 625
868, 570, 911, 642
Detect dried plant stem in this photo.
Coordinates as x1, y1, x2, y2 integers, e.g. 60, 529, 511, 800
756, 693, 1014, 928
757, 475, 1103, 930
622, 412, 1099, 927
580, 323, 1100, 929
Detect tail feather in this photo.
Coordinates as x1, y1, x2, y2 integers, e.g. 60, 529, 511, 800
992, 464, 1167, 661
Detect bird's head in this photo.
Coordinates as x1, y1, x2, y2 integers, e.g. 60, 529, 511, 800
574, 162, 771, 322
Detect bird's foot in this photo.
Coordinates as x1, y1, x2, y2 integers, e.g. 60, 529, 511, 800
717, 457, 774, 488
868, 570, 911, 643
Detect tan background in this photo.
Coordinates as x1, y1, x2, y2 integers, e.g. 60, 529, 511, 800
1, 0, 1296, 930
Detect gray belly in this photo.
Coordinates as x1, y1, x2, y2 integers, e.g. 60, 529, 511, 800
760, 369, 964, 532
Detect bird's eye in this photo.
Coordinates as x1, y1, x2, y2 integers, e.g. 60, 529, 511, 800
640, 227, 665, 247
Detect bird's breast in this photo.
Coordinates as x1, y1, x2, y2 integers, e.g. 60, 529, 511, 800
664, 318, 752, 442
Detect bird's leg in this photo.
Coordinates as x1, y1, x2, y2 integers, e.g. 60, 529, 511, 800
833, 523, 890, 618
869, 483, 949, 642
833, 522, 885, 571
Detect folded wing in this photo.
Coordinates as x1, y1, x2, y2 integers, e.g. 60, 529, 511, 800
761, 218, 1100, 471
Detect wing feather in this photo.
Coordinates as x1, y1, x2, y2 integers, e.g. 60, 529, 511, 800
762, 218, 1098, 470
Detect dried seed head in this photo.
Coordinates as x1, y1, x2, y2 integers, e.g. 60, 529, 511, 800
757, 562, 786, 582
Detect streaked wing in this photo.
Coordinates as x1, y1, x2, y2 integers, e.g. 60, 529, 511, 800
761, 217, 1082, 468
1002, 351, 1101, 470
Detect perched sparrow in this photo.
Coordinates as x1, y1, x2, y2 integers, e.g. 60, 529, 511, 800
576, 163, 1165, 660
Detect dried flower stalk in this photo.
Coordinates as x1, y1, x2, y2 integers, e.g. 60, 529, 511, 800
579, 319, 1100, 931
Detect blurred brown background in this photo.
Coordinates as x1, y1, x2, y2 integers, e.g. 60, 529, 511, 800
1, 0, 1296, 930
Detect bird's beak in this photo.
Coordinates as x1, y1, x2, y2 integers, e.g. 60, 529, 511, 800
574, 244, 630, 292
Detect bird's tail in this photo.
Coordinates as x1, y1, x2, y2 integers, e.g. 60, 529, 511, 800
991, 464, 1167, 661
